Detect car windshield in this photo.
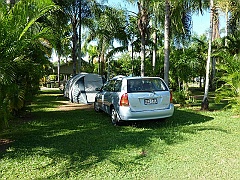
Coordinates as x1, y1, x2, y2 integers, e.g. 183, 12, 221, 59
127, 78, 168, 93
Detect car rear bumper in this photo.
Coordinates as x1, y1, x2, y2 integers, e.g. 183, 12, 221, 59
118, 104, 174, 121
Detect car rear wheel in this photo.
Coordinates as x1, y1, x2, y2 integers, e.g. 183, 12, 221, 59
111, 107, 119, 126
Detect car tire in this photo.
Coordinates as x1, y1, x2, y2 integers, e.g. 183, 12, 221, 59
111, 107, 119, 126
94, 101, 100, 112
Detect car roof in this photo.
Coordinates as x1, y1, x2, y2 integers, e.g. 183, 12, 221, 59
125, 76, 161, 79
111, 76, 162, 81
111, 75, 126, 80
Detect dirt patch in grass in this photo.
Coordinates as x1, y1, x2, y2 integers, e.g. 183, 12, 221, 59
0, 139, 14, 152
0, 101, 93, 152
56, 101, 94, 111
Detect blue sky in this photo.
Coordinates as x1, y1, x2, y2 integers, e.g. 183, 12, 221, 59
51, 1, 225, 61
104, 0, 226, 36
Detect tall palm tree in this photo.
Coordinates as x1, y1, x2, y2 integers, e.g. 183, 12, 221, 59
159, 0, 213, 92
54, 27, 71, 86
164, 0, 170, 85
49, 8, 71, 86
201, 0, 240, 110
53, 0, 97, 75
227, 0, 240, 36
216, 0, 231, 45
149, 1, 164, 75
209, 1, 220, 90
127, 0, 204, 82
56, 0, 80, 75
83, 5, 128, 76
124, 0, 152, 77
201, 0, 214, 110
137, 0, 150, 77
216, 0, 240, 41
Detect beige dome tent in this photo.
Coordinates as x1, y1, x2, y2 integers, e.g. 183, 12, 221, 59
64, 73, 105, 104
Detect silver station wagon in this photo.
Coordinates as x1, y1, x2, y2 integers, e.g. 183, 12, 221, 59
94, 76, 174, 125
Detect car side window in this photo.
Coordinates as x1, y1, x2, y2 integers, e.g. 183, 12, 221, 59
114, 80, 122, 92
102, 80, 122, 92
108, 80, 116, 91
102, 81, 111, 91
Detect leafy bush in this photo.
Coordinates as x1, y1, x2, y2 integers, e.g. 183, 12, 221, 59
0, 0, 57, 130
215, 73, 240, 112
173, 90, 187, 106
173, 89, 196, 107
215, 53, 240, 113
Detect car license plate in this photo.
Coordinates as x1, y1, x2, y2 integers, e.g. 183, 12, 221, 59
144, 98, 158, 105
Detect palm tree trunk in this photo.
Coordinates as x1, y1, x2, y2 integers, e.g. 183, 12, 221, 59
72, 17, 78, 75
131, 41, 134, 76
211, 6, 220, 90
225, 6, 229, 46
100, 52, 105, 76
152, 29, 157, 73
57, 55, 60, 87
164, 0, 170, 86
137, 1, 149, 77
98, 54, 100, 75
78, 0, 82, 73
140, 40, 145, 77
201, 0, 214, 110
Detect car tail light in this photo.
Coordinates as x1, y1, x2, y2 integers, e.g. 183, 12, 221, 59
120, 93, 129, 106
170, 90, 173, 103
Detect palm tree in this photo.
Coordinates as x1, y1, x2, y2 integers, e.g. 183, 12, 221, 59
227, 0, 240, 36
54, 29, 71, 87
137, 0, 150, 77
201, 0, 214, 110
157, 0, 212, 92
201, 0, 240, 110
49, 9, 71, 86
83, 5, 128, 76
53, 0, 96, 75
164, 0, 170, 85
0, 0, 58, 129
192, 34, 208, 88
216, 0, 231, 45
216, 0, 239, 44
149, 1, 164, 75
133, 0, 207, 80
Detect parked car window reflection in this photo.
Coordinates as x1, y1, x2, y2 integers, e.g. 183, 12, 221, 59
127, 79, 167, 92
128, 79, 142, 92
114, 80, 122, 92
151, 79, 167, 91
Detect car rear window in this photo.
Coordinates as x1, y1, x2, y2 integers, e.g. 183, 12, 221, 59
102, 79, 122, 92
127, 78, 168, 92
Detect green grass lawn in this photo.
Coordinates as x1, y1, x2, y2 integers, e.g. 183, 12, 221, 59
0, 89, 239, 179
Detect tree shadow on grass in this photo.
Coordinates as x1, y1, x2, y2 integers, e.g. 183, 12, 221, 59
120, 108, 220, 144
129, 108, 214, 128
0, 93, 229, 179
